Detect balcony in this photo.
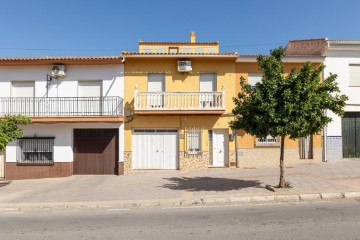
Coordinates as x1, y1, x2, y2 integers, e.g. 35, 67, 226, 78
0, 97, 124, 122
134, 87, 225, 115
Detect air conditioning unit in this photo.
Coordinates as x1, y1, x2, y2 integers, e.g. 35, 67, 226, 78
178, 61, 192, 72
51, 65, 66, 78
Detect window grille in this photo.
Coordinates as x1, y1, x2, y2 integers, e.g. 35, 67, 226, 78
17, 137, 55, 165
186, 127, 202, 155
256, 135, 280, 146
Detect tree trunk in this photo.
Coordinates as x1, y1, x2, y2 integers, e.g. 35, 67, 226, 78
279, 135, 286, 188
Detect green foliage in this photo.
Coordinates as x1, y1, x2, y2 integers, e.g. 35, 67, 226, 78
230, 46, 348, 139
0, 115, 31, 151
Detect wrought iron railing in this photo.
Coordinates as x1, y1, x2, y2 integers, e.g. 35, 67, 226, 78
0, 97, 123, 117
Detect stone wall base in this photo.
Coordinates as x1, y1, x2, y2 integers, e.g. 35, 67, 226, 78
237, 147, 322, 168
5, 162, 73, 180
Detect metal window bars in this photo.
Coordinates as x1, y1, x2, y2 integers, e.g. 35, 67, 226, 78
17, 137, 55, 165
185, 127, 202, 156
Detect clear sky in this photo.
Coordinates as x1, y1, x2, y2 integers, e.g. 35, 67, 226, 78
1, 0, 360, 57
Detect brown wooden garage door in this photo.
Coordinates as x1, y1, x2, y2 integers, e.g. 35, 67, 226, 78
73, 129, 118, 175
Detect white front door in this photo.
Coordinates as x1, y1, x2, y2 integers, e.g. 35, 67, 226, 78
212, 130, 228, 167
133, 129, 178, 169
147, 73, 165, 108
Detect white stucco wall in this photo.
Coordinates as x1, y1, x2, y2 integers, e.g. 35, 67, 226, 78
0, 63, 125, 163
5, 123, 124, 163
323, 50, 360, 136
0, 64, 124, 99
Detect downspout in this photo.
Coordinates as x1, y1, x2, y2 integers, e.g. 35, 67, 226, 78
323, 109, 327, 162
235, 129, 239, 168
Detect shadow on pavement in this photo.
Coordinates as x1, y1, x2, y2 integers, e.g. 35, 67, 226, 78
0, 181, 11, 188
161, 177, 263, 192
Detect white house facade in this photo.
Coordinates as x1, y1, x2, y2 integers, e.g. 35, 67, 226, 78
0, 56, 125, 179
323, 41, 360, 160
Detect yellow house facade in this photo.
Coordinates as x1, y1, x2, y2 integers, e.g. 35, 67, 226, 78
122, 32, 238, 173
122, 33, 325, 174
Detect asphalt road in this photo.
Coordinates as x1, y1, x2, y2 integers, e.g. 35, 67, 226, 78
1, 200, 360, 240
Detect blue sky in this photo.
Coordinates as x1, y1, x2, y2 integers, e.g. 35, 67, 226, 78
1, 0, 360, 57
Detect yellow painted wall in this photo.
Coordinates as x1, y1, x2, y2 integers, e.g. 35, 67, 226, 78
124, 58, 236, 152
235, 61, 323, 149
139, 44, 219, 54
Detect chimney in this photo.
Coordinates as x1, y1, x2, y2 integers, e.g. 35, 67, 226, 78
190, 31, 196, 43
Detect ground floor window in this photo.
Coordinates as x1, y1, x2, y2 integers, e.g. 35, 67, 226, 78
256, 135, 280, 146
186, 127, 202, 155
17, 137, 55, 165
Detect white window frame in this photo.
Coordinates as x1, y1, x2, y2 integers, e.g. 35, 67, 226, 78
256, 135, 280, 146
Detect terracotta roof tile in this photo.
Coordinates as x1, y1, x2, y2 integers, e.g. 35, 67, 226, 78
0, 56, 123, 65
0, 56, 122, 61
285, 38, 327, 56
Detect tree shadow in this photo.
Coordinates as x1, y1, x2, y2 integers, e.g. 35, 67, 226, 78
0, 181, 11, 188
161, 177, 263, 192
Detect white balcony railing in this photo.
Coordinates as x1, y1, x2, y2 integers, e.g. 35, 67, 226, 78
134, 86, 225, 111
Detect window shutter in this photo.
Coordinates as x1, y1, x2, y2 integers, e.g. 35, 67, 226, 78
248, 73, 262, 86
349, 65, 360, 86
200, 73, 216, 92
148, 73, 165, 92
12, 82, 35, 97
78, 81, 102, 97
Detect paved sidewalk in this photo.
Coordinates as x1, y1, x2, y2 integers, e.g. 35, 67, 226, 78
0, 159, 359, 208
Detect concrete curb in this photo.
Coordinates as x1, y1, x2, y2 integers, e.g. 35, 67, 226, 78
0, 191, 359, 212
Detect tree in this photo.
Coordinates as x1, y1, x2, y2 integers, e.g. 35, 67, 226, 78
230, 47, 348, 188
0, 115, 31, 151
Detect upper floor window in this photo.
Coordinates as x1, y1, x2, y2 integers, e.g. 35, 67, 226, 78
181, 47, 192, 54
207, 47, 216, 54
155, 47, 166, 54
194, 47, 205, 53
248, 73, 262, 90
349, 64, 360, 86
169, 47, 178, 54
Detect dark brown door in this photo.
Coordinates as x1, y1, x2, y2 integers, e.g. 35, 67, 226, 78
73, 129, 118, 175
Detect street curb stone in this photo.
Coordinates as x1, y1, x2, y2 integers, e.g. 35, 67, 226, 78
343, 192, 360, 198
1, 191, 360, 212
274, 194, 300, 202
251, 195, 275, 203
299, 193, 322, 201
320, 193, 344, 200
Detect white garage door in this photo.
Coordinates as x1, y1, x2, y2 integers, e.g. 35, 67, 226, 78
132, 129, 178, 169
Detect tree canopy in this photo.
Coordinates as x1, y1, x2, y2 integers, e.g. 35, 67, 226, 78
0, 115, 31, 151
230, 47, 348, 187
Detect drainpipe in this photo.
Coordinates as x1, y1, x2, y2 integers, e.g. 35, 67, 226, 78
323, 109, 327, 162
235, 129, 239, 168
